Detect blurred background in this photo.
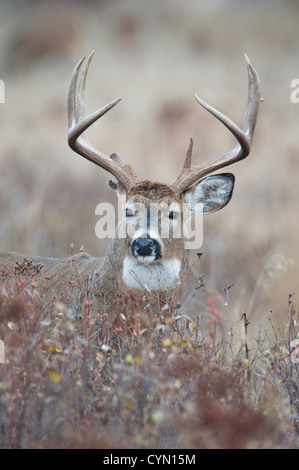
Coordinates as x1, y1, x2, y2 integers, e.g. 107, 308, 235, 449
0, 0, 299, 338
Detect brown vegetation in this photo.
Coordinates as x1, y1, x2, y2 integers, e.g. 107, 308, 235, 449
0, 268, 298, 448
0, 0, 299, 449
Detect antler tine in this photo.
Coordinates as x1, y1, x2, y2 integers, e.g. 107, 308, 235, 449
170, 55, 261, 195
68, 51, 139, 191
243, 53, 261, 141
68, 55, 85, 131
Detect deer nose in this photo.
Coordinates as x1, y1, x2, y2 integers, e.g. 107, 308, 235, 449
131, 237, 160, 257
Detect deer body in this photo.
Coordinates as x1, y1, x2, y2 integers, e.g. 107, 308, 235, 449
0, 52, 261, 331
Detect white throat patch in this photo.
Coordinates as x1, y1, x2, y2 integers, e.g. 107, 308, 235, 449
123, 256, 181, 291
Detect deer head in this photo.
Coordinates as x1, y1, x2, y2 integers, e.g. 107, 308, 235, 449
68, 51, 261, 293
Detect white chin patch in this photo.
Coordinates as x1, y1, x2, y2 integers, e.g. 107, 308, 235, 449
123, 256, 181, 291
136, 255, 156, 265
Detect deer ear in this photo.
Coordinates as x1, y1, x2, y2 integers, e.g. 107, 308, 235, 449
107, 178, 127, 196
184, 173, 235, 216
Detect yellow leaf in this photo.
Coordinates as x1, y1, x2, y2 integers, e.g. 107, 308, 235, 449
125, 353, 134, 364
48, 369, 62, 383
96, 352, 104, 363
150, 410, 164, 423
0, 381, 10, 391
124, 401, 134, 410
49, 344, 62, 354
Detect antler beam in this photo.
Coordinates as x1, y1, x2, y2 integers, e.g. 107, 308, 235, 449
68, 50, 139, 192
170, 54, 262, 195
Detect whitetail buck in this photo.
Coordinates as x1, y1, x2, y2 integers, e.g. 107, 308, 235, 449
0, 52, 261, 332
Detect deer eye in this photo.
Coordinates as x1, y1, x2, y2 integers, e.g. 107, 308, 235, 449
169, 211, 179, 220
125, 208, 134, 217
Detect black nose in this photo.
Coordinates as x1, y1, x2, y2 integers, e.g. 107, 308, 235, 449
131, 238, 160, 257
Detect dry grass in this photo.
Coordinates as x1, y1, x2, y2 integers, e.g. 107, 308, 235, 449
0, 0, 299, 449
0, 271, 298, 449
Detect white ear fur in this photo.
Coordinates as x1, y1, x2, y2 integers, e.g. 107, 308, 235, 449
107, 153, 129, 196
184, 173, 235, 217
107, 178, 127, 197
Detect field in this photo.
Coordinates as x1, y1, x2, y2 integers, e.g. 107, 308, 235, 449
0, 0, 298, 449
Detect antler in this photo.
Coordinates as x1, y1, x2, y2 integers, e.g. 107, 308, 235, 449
170, 54, 262, 195
68, 50, 139, 192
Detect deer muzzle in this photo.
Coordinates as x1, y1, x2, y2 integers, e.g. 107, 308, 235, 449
131, 236, 161, 261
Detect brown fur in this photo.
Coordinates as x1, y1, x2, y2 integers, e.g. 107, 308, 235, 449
128, 180, 180, 201
0, 180, 189, 336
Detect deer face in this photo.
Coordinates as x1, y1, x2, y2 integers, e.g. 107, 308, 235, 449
122, 182, 183, 266
110, 175, 234, 291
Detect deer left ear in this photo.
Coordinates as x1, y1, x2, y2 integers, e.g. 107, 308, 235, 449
107, 178, 127, 197
184, 173, 235, 216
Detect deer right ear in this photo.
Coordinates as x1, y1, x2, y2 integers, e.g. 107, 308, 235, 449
184, 173, 235, 216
